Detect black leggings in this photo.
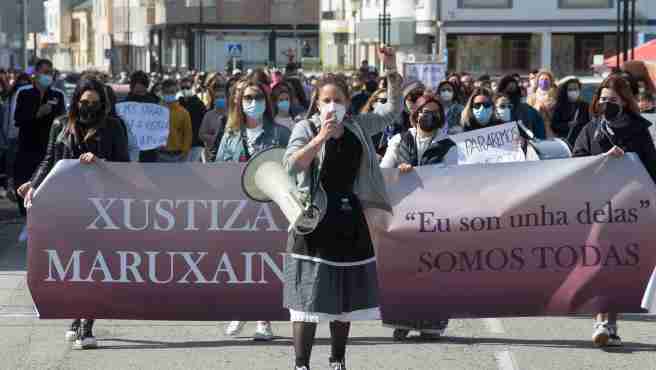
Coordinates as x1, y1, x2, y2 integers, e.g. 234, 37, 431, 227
293, 321, 350, 368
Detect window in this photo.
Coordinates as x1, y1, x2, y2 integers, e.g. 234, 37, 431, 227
71, 19, 80, 43
559, 0, 613, 8
185, 0, 216, 7
458, 0, 512, 8
415, 0, 424, 8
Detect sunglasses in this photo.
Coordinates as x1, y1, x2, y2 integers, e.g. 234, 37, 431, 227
243, 94, 264, 102
472, 102, 493, 109
497, 103, 513, 110
376, 98, 388, 104
79, 99, 99, 105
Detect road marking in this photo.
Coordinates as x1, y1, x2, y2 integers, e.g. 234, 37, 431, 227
484, 318, 506, 334
0, 305, 37, 318
495, 350, 519, 370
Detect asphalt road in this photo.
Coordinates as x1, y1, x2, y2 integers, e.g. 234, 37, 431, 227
1, 198, 655, 370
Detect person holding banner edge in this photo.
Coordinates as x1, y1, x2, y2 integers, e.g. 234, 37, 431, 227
572, 75, 656, 348
219, 80, 291, 340
22, 78, 130, 350
282, 47, 401, 370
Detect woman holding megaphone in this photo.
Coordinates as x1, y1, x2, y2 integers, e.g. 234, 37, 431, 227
282, 47, 401, 370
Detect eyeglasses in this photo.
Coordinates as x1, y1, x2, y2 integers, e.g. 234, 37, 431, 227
243, 93, 264, 102
599, 96, 621, 104
497, 103, 513, 110
376, 98, 388, 104
472, 102, 493, 109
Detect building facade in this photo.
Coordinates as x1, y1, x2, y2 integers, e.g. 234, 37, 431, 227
147, 0, 320, 73
0, 0, 46, 69
326, 0, 656, 76
440, 0, 656, 77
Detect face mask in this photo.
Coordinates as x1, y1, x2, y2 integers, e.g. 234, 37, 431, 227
567, 90, 580, 102
277, 100, 290, 113
214, 98, 226, 110
496, 108, 512, 122
243, 99, 266, 119
79, 102, 102, 125
38, 74, 53, 88
179, 89, 194, 98
538, 79, 551, 91
162, 94, 178, 104
418, 111, 441, 132
601, 102, 622, 121
440, 90, 454, 102
473, 106, 493, 125
320, 102, 346, 124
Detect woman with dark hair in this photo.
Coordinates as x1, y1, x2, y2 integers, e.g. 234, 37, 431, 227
437, 80, 465, 132
199, 79, 228, 162
271, 81, 301, 129
573, 75, 656, 348
218, 80, 291, 340
552, 77, 591, 147
497, 74, 546, 139
460, 87, 499, 131
22, 78, 129, 350
285, 77, 310, 113
283, 48, 401, 370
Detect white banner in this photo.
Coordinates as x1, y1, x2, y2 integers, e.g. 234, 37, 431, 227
450, 122, 526, 165
116, 102, 170, 151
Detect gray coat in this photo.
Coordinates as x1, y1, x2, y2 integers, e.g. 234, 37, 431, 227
283, 78, 402, 214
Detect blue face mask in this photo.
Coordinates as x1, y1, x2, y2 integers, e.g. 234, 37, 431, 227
473, 106, 493, 125
277, 100, 290, 113
38, 74, 53, 88
215, 98, 226, 110
243, 99, 266, 119
162, 94, 178, 104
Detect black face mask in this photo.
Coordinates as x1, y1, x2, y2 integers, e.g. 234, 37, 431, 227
600, 102, 622, 121
418, 111, 442, 132
79, 103, 103, 125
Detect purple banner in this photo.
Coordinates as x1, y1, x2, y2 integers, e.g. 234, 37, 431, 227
371, 155, 656, 320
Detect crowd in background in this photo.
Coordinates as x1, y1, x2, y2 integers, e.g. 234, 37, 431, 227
0, 55, 655, 362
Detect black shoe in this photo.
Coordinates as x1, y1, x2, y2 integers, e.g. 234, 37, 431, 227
73, 320, 97, 349
65, 319, 81, 342
329, 359, 346, 370
393, 329, 410, 341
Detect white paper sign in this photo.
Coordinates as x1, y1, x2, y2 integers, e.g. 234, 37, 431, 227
116, 102, 170, 151
450, 122, 526, 165
403, 62, 447, 91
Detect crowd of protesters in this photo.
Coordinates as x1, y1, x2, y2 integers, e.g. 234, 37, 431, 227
0, 51, 655, 370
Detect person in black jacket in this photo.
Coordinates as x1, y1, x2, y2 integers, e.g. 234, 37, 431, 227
21, 79, 130, 351
178, 77, 207, 161
552, 77, 591, 147
573, 75, 656, 349
124, 71, 161, 162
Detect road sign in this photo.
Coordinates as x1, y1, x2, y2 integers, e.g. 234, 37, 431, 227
104, 49, 112, 59
226, 43, 242, 57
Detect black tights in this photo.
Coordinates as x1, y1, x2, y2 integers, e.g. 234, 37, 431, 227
293, 321, 351, 368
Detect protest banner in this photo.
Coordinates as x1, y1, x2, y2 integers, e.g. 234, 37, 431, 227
371, 154, 656, 320
449, 121, 525, 164
402, 62, 447, 91
27, 157, 656, 320
115, 102, 170, 151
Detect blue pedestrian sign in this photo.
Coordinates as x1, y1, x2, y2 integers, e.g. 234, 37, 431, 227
226, 43, 242, 57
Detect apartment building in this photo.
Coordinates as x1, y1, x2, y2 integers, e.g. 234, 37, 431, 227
148, 0, 319, 73
0, 1, 45, 69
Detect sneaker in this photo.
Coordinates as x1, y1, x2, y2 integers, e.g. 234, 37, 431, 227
225, 321, 246, 337
65, 319, 81, 342
607, 326, 623, 347
392, 329, 410, 341
419, 330, 443, 340
253, 321, 274, 341
592, 322, 610, 347
73, 321, 97, 350
329, 359, 346, 370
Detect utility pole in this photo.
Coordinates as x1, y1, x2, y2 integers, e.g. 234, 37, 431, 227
199, 0, 204, 71
21, 0, 28, 70
126, 0, 131, 71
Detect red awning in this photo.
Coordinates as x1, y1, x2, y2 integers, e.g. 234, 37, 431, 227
605, 39, 656, 68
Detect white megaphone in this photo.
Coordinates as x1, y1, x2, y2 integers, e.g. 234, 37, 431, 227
241, 147, 322, 235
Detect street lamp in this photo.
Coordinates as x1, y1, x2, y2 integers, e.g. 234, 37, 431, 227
351, 0, 361, 69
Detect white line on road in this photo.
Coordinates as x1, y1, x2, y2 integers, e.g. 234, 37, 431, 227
484, 318, 506, 334
495, 351, 520, 370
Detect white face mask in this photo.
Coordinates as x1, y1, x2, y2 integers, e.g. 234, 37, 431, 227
440, 90, 454, 102
496, 108, 512, 122
567, 90, 580, 102
320, 102, 347, 124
